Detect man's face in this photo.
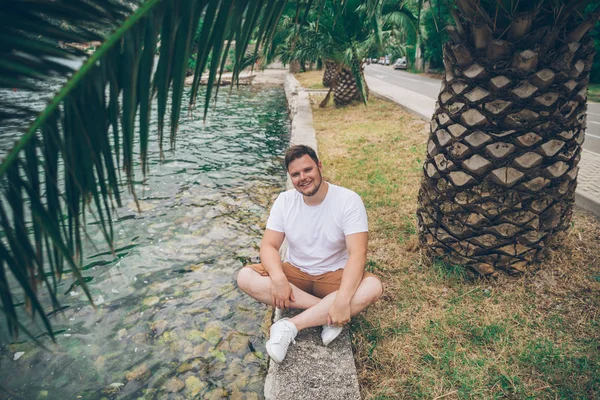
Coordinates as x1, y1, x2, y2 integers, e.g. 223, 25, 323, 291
288, 154, 323, 197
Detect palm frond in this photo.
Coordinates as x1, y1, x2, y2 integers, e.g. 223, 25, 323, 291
0, 0, 304, 340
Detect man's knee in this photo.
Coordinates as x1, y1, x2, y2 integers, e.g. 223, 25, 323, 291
236, 267, 254, 293
362, 276, 383, 306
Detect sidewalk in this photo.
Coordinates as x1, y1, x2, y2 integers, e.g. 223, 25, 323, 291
365, 74, 600, 217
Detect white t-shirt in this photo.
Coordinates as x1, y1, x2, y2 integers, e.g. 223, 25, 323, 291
266, 183, 368, 275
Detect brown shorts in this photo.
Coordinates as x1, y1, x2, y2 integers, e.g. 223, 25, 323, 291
245, 262, 378, 298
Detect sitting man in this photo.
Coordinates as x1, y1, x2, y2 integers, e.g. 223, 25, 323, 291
237, 145, 383, 363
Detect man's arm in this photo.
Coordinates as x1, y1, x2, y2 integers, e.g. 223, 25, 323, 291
328, 231, 368, 326
260, 229, 295, 309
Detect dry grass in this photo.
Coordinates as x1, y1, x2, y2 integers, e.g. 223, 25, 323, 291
294, 70, 326, 89
310, 95, 600, 399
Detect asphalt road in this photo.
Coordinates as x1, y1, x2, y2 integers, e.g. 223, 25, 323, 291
365, 64, 600, 154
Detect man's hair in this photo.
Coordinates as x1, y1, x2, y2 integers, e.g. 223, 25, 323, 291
284, 145, 319, 170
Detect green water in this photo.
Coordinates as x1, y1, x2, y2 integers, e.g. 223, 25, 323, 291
0, 86, 290, 399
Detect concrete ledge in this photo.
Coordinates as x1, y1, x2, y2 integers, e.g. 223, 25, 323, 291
575, 190, 600, 217
262, 73, 361, 400
264, 310, 360, 400
284, 74, 319, 151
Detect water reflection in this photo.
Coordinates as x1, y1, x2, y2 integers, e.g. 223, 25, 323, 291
0, 86, 289, 399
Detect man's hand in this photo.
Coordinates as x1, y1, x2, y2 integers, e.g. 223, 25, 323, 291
271, 276, 295, 310
327, 299, 351, 327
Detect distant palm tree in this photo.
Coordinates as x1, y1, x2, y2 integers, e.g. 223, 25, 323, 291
0, 0, 294, 340
322, 61, 337, 87
271, 0, 416, 107
417, 1, 600, 276
267, 0, 372, 106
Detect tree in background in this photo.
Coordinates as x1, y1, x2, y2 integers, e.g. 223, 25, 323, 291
420, 0, 452, 71
282, 0, 416, 106
267, 0, 377, 106
322, 61, 337, 87
417, 1, 600, 276
587, 1, 600, 84
378, 0, 418, 61
268, 10, 332, 75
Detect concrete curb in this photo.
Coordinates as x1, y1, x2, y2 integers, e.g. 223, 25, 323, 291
575, 189, 600, 216
284, 74, 319, 151
369, 91, 432, 122
576, 149, 600, 217
263, 73, 362, 400
365, 74, 435, 122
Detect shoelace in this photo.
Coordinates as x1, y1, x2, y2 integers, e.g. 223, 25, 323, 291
273, 325, 296, 346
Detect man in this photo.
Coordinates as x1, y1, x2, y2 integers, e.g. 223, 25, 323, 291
237, 145, 383, 363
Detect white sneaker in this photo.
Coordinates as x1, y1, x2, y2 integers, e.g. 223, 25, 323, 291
321, 324, 343, 346
266, 318, 298, 363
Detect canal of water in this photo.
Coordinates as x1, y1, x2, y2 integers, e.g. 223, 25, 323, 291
0, 84, 290, 399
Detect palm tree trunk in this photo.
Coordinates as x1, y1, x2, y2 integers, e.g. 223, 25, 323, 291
323, 61, 337, 87
417, 6, 598, 276
333, 66, 368, 107
289, 60, 300, 73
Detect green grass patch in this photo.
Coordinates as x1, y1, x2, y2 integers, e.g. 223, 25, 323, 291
588, 84, 600, 102
466, 322, 507, 345
306, 93, 600, 399
432, 259, 469, 282
293, 70, 325, 90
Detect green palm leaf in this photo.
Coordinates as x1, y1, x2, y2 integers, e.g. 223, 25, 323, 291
0, 0, 307, 341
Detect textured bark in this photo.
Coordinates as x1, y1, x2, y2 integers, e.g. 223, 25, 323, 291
323, 61, 337, 88
289, 60, 300, 73
417, 10, 596, 276
333, 66, 368, 107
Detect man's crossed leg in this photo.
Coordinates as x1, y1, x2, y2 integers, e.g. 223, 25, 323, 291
237, 262, 383, 363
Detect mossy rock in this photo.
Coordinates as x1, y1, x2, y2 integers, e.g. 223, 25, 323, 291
131, 333, 147, 344
177, 363, 193, 373
164, 377, 185, 393
94, 356, 106, 371
184, 376, 206, 397
209, 348, 227, 363
162, 330, 179, 343
137, 388, 159, 400
218, 333, 248, 355
116, 328, 127, 341
192, 341, 213, 357
185, 329, 204, 343
205, 388, 229, 399
223, 359, 244, 382
150, 320, 168, 336
202, 322, 223, 344
125, 363, 151, 381
143, 296, 160, 307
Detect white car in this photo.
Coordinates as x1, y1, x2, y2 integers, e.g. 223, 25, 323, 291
393, 57, 407, 69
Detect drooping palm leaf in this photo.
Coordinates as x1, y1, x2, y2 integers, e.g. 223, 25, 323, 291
0, 0, 305, 340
